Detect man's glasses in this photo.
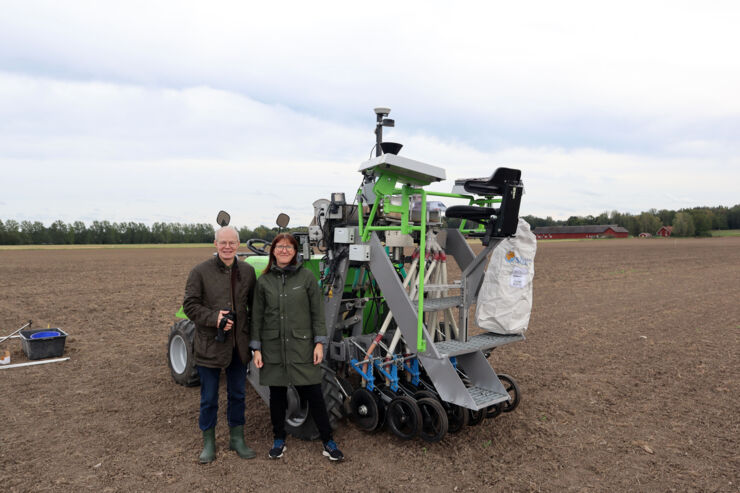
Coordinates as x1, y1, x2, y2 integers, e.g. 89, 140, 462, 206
274, 245, 295, 252
217, 241, 238, 247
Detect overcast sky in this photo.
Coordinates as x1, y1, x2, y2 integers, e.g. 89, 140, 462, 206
1, 1, 738, 228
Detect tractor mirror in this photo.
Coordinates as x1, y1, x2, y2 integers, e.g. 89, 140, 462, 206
276, 213, 290, 229
216, 210, 231, 227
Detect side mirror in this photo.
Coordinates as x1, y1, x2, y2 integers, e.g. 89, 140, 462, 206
276, 213, 290, 229
216, 210, 230, 227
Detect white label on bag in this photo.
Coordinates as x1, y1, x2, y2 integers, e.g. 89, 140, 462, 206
510, 267, 528, 288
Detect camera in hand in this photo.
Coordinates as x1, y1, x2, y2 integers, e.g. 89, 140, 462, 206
216, 309, 236, 343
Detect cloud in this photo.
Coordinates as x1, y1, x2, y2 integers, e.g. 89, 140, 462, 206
0, 1, 738, 227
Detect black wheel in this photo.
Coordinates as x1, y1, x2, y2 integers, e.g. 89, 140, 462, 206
444, 403, 468, 433
485, 403, 503, 419
285, 369, 343, 440
386, 396, 422, 440
246, 238, 270, 255
413, 390, 437, 401
498, 374, 521, 413
417, 397, 448, 443
468, 408, 485, 426
350, 388, 380, 431
167, 320, 199, 386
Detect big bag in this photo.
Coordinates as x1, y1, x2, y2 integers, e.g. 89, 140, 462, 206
475, 218, 537, 335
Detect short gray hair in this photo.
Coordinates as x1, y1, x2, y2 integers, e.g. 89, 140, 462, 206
215, 226, 240, 243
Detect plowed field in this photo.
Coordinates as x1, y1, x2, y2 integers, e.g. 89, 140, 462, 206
1, 237, 738, 492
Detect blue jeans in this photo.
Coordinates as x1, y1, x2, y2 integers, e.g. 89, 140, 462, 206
197, 347, 246, 431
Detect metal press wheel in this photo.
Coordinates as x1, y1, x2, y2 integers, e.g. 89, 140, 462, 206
485, 403, 503, 419
350, 388, 380, 431
497, 374, 521, 413
444, 403, 469, 433
386, 396, 422, 440
417, 397, 448, 443
468, 408, 485, 426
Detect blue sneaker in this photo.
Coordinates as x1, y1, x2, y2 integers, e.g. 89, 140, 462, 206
322, 440, 344, 461
269, 439, 285, 459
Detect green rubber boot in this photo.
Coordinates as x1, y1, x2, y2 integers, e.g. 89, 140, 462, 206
199, 428, 216, 464
229, 425, 256, 459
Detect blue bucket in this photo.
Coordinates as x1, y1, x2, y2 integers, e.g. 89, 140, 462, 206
30, 330, 61, 339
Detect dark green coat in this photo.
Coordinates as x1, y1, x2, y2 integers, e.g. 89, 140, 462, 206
250, 264, 326, 386
183, 256, 256, 369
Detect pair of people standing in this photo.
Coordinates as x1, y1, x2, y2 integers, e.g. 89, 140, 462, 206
183, 227, 343, 463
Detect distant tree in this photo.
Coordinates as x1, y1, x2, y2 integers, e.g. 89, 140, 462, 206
672, 212, 695, 237
657, 209, 675, 227
637, 212, 662, 235
49, 220, 72, 244
728, 205, 740, 229
3, 220, 21, 244
710, 206, 728, 230
688, 208, 712, 236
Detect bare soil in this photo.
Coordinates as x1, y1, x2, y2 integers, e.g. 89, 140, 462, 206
1, 237, 738, 492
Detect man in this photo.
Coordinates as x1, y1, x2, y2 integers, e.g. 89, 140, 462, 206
183, 226, 257, 464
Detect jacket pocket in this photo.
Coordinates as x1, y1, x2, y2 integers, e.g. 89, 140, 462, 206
261, 329, 282, 364
288, 327, 313, 364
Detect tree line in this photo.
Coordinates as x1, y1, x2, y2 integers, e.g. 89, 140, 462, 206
520, 204, 740, 237
0, 219, 299, 245
2, 204, 738, 244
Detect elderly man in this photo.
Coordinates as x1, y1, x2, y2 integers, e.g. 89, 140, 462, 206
183, 226, 257, 463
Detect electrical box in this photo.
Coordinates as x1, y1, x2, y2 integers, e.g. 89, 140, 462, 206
349, 244, 370, 261
334, 227, 355, 244
308, 225, 322, 241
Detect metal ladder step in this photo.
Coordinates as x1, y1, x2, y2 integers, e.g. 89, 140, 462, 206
431, 332, 525, 358
420, 295, 463, 312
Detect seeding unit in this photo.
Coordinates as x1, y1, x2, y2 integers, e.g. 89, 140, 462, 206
167, 108, 529, 441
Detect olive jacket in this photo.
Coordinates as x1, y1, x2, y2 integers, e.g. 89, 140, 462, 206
183, 255, 256, 369
250, 264, 327, 386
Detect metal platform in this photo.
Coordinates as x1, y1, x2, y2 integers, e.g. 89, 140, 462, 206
432, 332, 525, 357
468, 385, 510, 409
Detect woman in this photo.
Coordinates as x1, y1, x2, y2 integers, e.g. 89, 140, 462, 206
250, 233, 344, 461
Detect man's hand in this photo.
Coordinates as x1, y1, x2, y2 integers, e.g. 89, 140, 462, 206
217, 310, 234, 331
253, 350, 263, 368
313, 343, 323, 365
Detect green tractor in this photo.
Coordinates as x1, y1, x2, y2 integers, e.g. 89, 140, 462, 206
167, 107, 529, 441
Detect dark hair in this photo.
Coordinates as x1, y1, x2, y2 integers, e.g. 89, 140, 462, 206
263, 233, 300, 274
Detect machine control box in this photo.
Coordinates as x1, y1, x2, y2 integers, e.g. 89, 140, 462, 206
349, 244, 371, 261
334, 227, 356, 244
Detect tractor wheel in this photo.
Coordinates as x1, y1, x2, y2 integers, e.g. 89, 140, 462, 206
386, 396, 422, 440
498, 374, 521, 413
417, 397, 448, 443
285, 369, 343, 440
167, 320, 199, 387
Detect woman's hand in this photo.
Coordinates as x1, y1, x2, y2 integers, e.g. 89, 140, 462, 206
253, 350, 263, 368
313, 343, 323, 365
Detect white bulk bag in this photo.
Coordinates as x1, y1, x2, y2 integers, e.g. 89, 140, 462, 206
475, 218, 537, 335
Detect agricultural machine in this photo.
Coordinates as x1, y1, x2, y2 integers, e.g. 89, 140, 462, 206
167, 107, 529, 442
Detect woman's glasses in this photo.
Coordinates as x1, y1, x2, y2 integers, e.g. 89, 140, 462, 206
274, 245, 295, 252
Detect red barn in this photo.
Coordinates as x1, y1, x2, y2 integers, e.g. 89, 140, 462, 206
656, 226, 672, 237
533, 225, 629, 240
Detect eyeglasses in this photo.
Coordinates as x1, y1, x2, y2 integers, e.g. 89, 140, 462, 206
217, 241, 238, 247
274, 245, 295, 252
